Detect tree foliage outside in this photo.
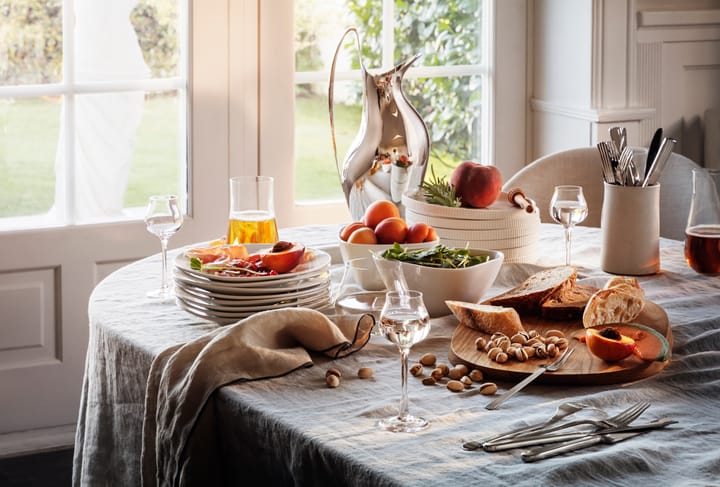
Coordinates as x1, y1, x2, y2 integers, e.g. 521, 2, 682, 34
0, 0, 178, 84
345, 0, 483, 165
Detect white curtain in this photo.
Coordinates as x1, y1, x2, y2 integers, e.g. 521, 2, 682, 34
55, 0, 150, 221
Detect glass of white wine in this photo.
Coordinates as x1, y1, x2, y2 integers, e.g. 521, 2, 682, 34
145, 195, 184, 299
549, 185, 588, 266
378, 290, 431, 433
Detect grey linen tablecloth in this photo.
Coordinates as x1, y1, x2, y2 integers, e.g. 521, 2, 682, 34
73, 224, 720, 486
141, 308, 373, 486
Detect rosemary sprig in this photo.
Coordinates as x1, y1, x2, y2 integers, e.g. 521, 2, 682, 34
420, 167, 462, 207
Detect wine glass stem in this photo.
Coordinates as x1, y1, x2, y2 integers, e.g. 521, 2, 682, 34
160, 237, 169, 292
564, 225, 573, 266
398, 348, 410, 420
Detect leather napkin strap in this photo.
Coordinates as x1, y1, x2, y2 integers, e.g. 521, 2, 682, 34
140, 309, 375, 487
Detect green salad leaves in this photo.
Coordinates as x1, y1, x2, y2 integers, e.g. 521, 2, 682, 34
380, 243, 489, 268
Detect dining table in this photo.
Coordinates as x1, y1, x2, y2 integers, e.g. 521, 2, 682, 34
72, 223, 720, 487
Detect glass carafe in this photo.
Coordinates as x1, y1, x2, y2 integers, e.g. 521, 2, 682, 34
685, 168, 720, 275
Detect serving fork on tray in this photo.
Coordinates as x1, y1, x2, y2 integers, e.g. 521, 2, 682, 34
485, 346, 575, 410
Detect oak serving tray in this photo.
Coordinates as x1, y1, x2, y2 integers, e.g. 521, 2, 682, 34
449, 301, 672, 386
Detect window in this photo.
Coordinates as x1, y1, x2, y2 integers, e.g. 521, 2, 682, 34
293, 0, 490, 206
0, 0, 188, 229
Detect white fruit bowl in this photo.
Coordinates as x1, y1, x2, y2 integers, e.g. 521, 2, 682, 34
375, 248, 504, 317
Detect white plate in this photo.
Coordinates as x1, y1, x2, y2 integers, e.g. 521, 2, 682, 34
174, 276, 330, 301
175, 292, 331, 324
405, 208, 539, 230
175, 283, 330, 309
175, 245, 332, 283
174, 268, 330, 295
402, 191, 534, 221
430, 223, 541, 244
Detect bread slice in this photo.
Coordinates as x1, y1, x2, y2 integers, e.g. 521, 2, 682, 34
540, 283, 598, 320
487, 266, 577, 313
446, 301, 525, 337
582, 277, 645, 328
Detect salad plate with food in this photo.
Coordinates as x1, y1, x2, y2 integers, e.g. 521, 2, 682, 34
174, 241, 331, 283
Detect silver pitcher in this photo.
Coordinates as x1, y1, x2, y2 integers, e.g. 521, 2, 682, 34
329, 27, 430, 220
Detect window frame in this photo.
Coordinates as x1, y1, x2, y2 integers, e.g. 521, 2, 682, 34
258, 0, 528, 227
0, 0, 190, 230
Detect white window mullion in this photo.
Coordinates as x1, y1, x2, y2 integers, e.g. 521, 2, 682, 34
482, 0, 495, 165
382, 0, 395, 70
62, 0, 76, 223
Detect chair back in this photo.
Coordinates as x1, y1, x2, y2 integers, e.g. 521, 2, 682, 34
502, 148, 604, 227
502, 147, 701, 240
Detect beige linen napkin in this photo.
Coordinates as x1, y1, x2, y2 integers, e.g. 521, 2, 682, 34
140, 308, 374, 487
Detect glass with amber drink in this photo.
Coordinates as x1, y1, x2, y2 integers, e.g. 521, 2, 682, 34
685, 168, 720, 275
227, 176, 279, 244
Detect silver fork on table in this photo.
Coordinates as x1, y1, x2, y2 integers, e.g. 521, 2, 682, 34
462, 402, 598, 451
485, 347, 575, 410
482, 401, 651, 451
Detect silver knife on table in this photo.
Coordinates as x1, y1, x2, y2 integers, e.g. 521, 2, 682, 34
520, 430, 646, 463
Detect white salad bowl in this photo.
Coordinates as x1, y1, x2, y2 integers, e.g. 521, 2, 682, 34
375, 248, 504, 317
338, 239, 439, 290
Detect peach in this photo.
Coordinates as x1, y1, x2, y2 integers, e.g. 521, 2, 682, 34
585, 327, 637, 362
347, 227, 378, 244
374, 217, 408, 244
339, 222, 367, 242
260, 241, 306, 273
583, 324, 670, 363
424, 226, 438, 242
450, 161, 502, 208
362, 200, 400, 229
406, 222, 430, 243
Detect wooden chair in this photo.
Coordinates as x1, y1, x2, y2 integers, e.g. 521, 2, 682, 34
502, 147, 701, 240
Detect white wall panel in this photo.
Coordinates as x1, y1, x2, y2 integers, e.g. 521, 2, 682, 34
0, 268, 58, 368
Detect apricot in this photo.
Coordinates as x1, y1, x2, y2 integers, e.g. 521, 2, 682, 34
374, 217, 408, 244
339, 222, 367, 242
260, 241, 306, 273
406, 222, 430, 243
363, 200, 400, 229
347, 227, 378, 244
425, 226, 438, 242
585, 327, 637, 362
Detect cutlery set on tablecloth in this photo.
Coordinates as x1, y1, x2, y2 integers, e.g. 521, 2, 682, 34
463, 400, 678, 462
597, 127, 676, 187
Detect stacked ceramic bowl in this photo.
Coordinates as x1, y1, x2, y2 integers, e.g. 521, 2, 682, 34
402, 191, 541, 263
173, 246, 332, 325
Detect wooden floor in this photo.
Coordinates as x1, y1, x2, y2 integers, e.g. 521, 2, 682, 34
0, 448, 73, 486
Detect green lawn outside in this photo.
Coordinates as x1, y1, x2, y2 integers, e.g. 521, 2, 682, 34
1, 93, 459, 218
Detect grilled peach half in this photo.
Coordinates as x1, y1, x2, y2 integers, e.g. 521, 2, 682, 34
584, 323, 669, 363
260, 241, 306, 274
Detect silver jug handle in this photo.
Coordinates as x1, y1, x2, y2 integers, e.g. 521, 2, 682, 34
328, 27, 363, 179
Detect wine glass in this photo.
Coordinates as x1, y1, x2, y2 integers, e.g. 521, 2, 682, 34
550, 185, 588, 266
378, 290, 431, 433
145, 195, 183, 299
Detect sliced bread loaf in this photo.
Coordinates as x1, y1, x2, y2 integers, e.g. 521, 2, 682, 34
486, 266, 577, 313
446, 301, 525, 337
540, 283, 598, 320
582, 276, 646, 328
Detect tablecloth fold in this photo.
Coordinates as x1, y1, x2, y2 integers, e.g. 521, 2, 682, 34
140, 308, 375, 487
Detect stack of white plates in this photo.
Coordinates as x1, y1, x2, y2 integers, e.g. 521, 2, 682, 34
402, 191, 541, 263
173, 246, 332, 325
